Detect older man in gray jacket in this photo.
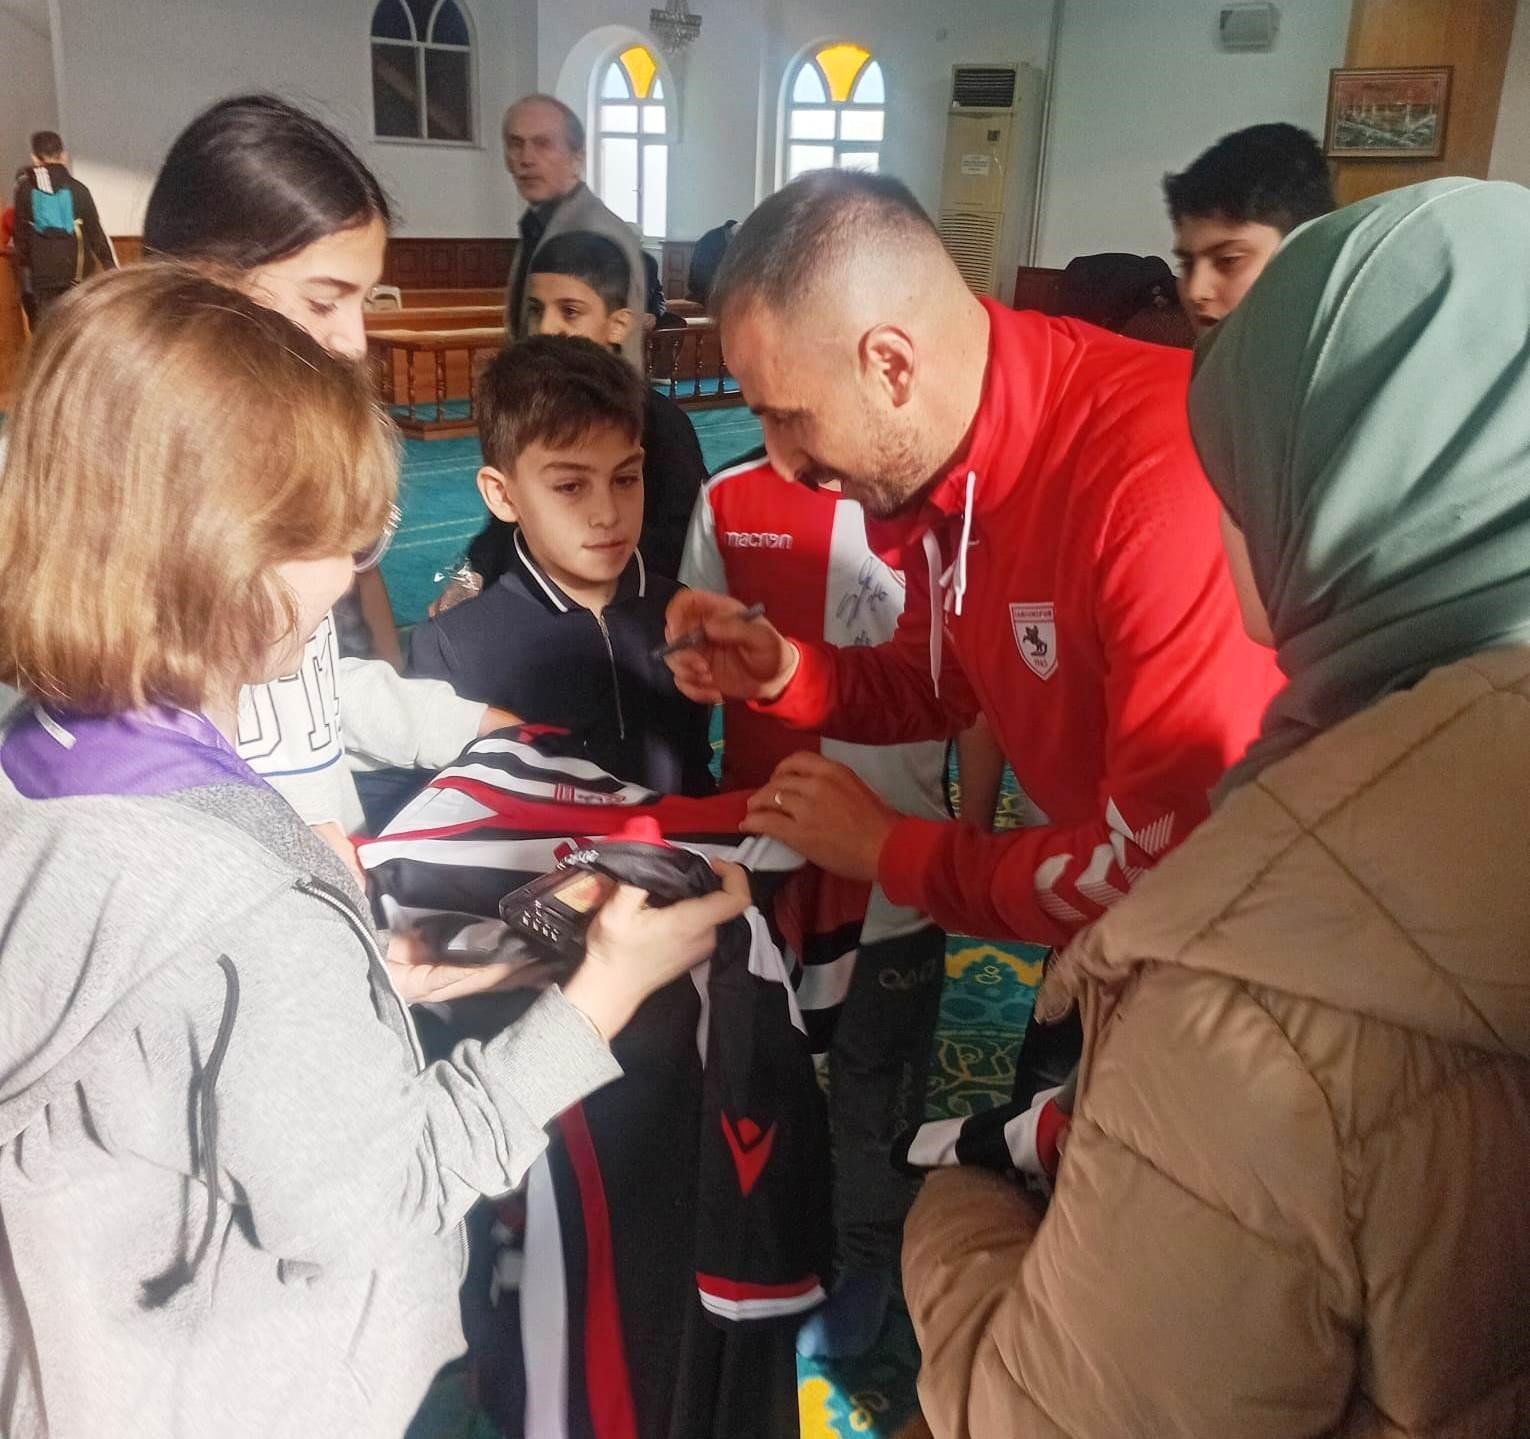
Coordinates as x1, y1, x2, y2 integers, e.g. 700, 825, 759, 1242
502, 94, 647, 371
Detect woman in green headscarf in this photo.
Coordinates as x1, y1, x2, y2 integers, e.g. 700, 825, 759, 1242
899, 178, 1530, 1438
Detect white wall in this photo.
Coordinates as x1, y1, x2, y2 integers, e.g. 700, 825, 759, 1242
539, 2, 764, 240
537, 0, 1348, 262
757, 0, 1055, 219
35, 0, 1359, 256
1037, 0, 1351, 265
1, 3, 59, 170
1490, 0, 1530, 186
537, 0, 1054, 241
48, 0, 536, 236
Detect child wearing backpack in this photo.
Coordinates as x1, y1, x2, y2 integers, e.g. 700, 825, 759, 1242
10, 131, 115, 321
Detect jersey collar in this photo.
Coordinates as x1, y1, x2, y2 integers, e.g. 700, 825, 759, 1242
506, 525, 647, 615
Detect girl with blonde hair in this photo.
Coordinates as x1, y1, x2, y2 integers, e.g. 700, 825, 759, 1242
0, 265, 745, 1437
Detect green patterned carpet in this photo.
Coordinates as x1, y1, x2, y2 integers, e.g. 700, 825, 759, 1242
795, 933, 1039, 1439
393, 408, 1042, 1438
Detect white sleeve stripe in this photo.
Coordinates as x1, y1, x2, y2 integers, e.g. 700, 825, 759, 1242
1075, 840, 1128, 910
904, 1116, 967, 1169
794, 950, 856, 1014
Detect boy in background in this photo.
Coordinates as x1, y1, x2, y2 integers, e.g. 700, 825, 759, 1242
682, 455, 951, 1358
11, 131, 115, 322
445, 231, 705, 588
410, 335, 713, 797
1165, 122, 1335, 332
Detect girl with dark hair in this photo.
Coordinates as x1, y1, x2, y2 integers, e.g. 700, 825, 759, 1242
144, 93, 391, 362
140, 94, 515, 877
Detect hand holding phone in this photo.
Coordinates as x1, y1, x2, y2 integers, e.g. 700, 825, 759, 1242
561, 863, 751, 1042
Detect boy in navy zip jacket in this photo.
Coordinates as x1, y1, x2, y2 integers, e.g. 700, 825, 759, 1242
409, 336, 714, 796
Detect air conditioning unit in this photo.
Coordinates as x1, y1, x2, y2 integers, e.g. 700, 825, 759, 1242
1218, 3, 1279, 50
936, 63, 1043, 302
950, 65, 1019, 113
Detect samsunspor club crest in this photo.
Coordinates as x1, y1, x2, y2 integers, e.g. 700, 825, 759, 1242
1010, 603, 1057, 680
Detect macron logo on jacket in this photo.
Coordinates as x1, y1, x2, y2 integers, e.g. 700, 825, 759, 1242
723, 531, 793, 550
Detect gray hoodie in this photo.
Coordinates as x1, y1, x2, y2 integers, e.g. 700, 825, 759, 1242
0, 768, 619, 1436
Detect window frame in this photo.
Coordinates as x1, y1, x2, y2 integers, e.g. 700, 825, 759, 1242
369, 0, 480, 150
782, 43, 886, 184
593, 43, 671, 240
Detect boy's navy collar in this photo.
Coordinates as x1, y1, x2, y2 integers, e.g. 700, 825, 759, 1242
505, 525, 647, 615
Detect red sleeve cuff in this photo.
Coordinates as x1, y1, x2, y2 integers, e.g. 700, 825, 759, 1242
749, 640, 836, 730
876, 815, 951, 912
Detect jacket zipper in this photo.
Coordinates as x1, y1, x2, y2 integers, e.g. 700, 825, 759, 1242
595, 612, 627, 740
295, 876, 424, 1071
295, 876, 470, 1280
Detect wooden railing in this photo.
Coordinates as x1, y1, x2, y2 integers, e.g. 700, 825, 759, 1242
645, 318, 736, 409
368, 309, 737, 439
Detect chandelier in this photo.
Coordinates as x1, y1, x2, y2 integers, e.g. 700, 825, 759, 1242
650, 0, 701, 55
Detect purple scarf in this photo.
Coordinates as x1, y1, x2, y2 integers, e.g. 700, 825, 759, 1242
1, 704, 266, 800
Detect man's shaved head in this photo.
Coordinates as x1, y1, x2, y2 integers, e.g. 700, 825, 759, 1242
711, 170, 950, 325
712, 170, 990, 519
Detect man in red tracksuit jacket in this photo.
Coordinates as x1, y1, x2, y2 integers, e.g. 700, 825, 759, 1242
665, 172, 1282, 1138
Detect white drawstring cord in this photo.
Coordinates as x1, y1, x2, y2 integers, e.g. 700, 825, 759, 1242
924, 530, 945, 696
951, 471, 977, 618
923, 470, 979, 697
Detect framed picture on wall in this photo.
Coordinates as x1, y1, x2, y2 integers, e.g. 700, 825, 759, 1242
1325, 67, 1453, 159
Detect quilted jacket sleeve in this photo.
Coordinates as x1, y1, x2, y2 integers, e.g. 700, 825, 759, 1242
903, 966, 1359, 1439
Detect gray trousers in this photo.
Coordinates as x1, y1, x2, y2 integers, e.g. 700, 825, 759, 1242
827, 924, 947, 1272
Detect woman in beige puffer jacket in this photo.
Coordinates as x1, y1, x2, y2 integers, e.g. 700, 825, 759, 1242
903, 178, 1530, 1438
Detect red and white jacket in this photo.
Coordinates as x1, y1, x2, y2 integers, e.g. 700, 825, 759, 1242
759, 300, 1283, 947
681, 458, 950, 1018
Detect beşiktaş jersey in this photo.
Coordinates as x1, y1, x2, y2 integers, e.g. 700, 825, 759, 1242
681, 457, 950, 1026
362, 726, 911, 1050
360, 725, 833, 1439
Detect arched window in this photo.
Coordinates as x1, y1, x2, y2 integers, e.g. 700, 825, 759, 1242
595, 44, 668, 238
785, 42, 884, 181
371, 0, 475, 143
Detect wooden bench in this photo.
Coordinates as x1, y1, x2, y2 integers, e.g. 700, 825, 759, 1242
364, 304, 503, 334
367, 326, 505, 439
646, 317, 738, 409
369, 314, 740, 440
398, 286, 504, 309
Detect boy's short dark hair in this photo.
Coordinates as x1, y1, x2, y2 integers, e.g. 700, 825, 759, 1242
477, 335, 646, 473
528, 231, 632, 315
30, 131, 65, 161
1163, 123, 1335, 235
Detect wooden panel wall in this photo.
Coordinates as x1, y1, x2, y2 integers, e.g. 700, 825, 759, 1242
0, 257, 26, 408
381, 237, 518, 291
1012, 265, 1064, 315
79, 236, 705, 297
1335, 0, 1520, 204
3, 237, 716, 400
660, 241, 694, 303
